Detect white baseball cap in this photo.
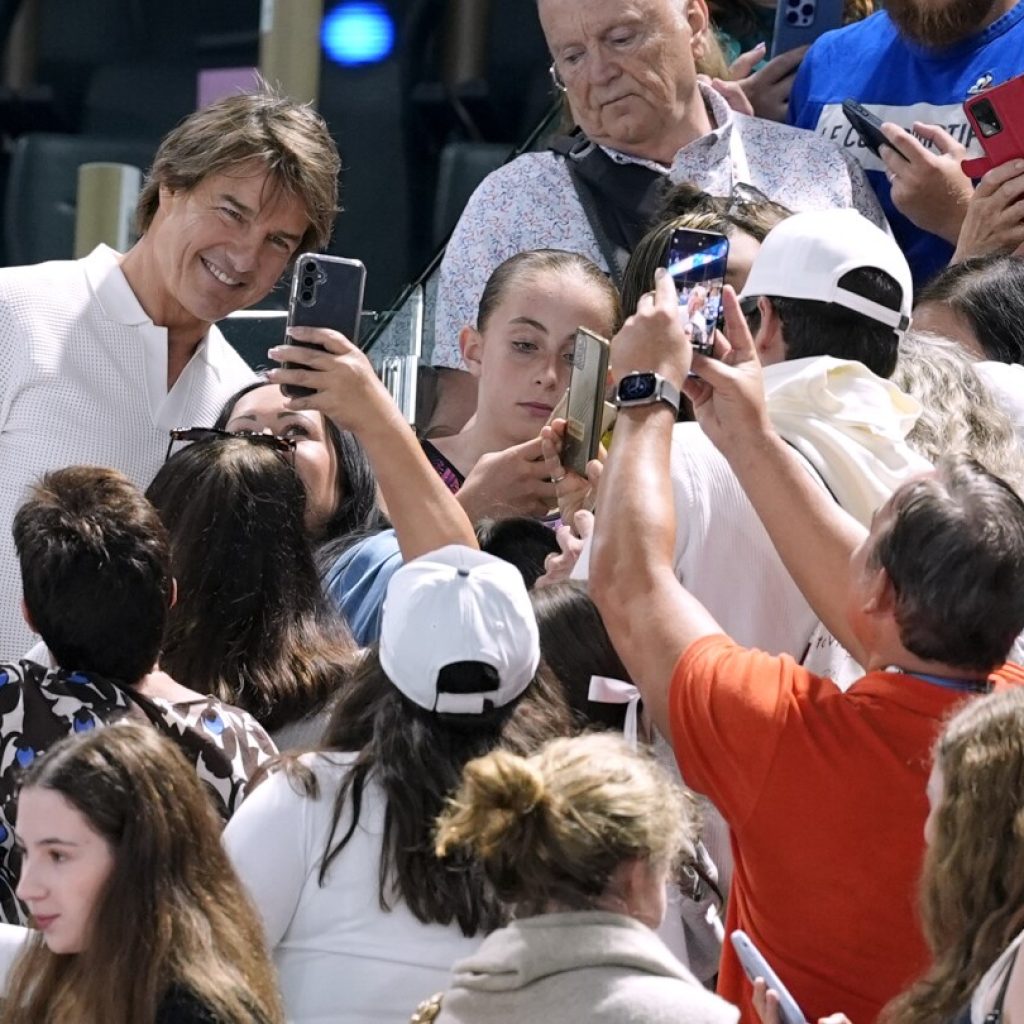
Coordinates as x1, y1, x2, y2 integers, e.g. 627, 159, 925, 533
379, 544, 541, 715
739, 209, 912, 336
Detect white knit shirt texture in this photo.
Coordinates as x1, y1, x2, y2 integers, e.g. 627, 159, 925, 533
0, 245, 257, 659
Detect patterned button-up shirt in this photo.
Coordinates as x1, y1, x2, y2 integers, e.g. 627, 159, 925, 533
432, 83, 887, 368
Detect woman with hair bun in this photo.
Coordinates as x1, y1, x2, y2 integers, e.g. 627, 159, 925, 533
418, 732, 738, 1024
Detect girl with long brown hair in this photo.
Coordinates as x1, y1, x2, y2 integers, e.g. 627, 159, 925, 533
4, 722, 282, 1024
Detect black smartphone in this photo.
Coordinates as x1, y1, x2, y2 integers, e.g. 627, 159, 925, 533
771, 0, 844, 58
280, 253, 366, 398
841, 99, 911, 162
665, 228, 729, 357
562, 326, 611, 478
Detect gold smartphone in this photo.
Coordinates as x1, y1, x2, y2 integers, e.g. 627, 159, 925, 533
562, 327, 611, 477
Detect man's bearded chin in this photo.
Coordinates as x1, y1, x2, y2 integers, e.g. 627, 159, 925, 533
886, 0, 997, 48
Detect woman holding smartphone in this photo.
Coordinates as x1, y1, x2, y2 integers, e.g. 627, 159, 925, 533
4, 722, 282, 1024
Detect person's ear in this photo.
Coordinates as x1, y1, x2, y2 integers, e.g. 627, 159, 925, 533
686, 0, 711, 61
863, 565, 895, 616
460, 326, 485, 380
20, 598, 35, 633
856, 561, 897, 614
753, 297, 785, 363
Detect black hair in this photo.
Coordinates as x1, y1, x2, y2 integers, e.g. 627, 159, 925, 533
531, 581, 632, 731
13, 467, 172, 683
768, 267, 904, 378
476, 517, 560, 590
146, 438, 355, 731
870, 455, 1024, 672
215, 381, 390, 558
285, 647, 573, 936
916, 255, 1024, 366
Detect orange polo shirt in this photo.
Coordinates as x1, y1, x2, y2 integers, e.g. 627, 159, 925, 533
669, 634, 1024, 1024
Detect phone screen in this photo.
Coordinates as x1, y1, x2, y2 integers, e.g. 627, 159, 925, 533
666, 229, 729, 356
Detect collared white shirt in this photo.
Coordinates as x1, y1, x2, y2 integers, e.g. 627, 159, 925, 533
0, 245, 256, 659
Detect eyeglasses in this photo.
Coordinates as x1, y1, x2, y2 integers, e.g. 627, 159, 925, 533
549, 62, 567, 93
547, 23, 648, 93
165, 427, 297, 464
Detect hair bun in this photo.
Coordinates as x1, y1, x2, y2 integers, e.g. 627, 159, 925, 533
435, 749, 549, 861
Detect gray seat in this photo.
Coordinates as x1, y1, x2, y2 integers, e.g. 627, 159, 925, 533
4, 132, 154, 266
432, 141, 509, 246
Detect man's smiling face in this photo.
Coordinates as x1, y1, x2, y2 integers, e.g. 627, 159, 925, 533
146, 162, 309, 328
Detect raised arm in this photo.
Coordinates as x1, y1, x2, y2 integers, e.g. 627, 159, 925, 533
269, 326, 477, 559
589, 270, 723, 739
685, 289, 870, 664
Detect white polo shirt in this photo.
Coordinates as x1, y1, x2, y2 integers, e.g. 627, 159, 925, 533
0, 245, 256, 659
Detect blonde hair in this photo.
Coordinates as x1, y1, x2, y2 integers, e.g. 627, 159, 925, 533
893, 331, 1024, 494
435, 733, 698, 915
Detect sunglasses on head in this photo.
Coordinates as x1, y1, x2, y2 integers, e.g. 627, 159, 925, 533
165, 427, 297, 464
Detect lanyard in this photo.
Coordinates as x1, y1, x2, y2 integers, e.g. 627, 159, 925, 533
888, 667, 992, 695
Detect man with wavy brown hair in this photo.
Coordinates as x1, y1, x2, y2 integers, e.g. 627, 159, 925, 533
0, 87, 341, 659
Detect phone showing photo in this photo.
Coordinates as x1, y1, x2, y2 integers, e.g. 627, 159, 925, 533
280, 253, 366, 398
665, 229, 729, 357
562, 327, 610, 478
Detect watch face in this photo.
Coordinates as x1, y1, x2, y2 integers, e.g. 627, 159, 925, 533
619, 373, 657, 401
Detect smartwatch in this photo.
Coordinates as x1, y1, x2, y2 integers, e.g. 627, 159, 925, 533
614, 371, 681, 414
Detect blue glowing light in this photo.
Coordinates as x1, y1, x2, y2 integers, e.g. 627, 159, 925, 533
322, 2, 395, 66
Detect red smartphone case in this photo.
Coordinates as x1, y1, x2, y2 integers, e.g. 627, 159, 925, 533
961, 73, 1024, 179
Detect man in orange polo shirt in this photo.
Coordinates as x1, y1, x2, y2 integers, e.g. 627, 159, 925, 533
590, 270, 1024, 1024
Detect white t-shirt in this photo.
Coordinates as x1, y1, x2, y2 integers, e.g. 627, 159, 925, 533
223, 753, 480, 1024
0, 245, 256, 659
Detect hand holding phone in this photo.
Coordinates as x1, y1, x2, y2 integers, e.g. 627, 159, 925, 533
731, 930, 807, 1024
841, 100, 910, 163
280, 253, 366, 398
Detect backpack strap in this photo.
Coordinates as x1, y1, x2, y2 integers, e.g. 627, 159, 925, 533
549, 131, 668, 290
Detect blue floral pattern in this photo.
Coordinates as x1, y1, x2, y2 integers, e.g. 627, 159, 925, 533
0, 659, 276, 924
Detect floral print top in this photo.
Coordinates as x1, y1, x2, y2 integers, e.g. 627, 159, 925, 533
0, 660, 276, 924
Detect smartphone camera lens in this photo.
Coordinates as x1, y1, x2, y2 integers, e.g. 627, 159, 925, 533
973, 99, 1002, 138
303, 275, 315, 288
303, 261, 317, 275
300, 289, 313, 303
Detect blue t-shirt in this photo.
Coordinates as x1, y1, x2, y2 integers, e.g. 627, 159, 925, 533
789, 4, 1024, 287
323, 529, 403, 646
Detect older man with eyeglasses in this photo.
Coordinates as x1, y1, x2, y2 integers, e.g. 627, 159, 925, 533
428, 0, 888, 435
